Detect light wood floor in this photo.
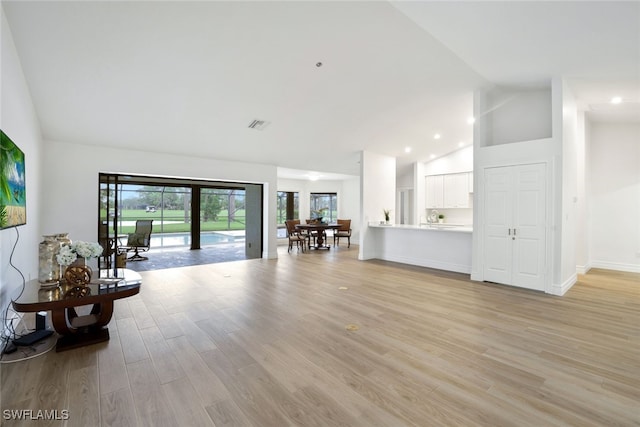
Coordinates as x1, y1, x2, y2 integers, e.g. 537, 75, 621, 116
2, 246, 639, 426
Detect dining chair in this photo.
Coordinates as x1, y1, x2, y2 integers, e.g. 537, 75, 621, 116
284, 220, 306, 253
333, 219, 352, 248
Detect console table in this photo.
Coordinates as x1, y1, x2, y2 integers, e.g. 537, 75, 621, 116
13, 269, 141, 352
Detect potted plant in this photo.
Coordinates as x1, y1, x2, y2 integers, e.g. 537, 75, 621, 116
438, 214, 445, 224
383, 209, 391, 224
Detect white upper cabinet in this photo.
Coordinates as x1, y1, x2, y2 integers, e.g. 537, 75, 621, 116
426, 172, 472, 209
425, 175, 444, 208
443, 173, 470, 208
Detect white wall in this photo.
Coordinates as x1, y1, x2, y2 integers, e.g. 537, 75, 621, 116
277, 176, 360, 242
575, 111, 589, 273
413, 161, 425, 225
42, 140, 280, 259
359, 151, 395, 260
1, 10, 43, 337
423, 146, 473, 175
560, 80, 578, 287
478, 86, 553, 147
588, 122, 640, 272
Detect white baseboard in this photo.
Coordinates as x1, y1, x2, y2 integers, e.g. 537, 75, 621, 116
548, 273, 577, 296
576, 263, 591, 275
590, 260, 640, 274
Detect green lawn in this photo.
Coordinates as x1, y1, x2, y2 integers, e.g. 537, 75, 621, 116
101, 209, 246, 234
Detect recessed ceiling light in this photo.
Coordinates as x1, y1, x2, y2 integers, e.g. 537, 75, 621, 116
611, 96, 622, 104
434, 134, 441, 139
430, 154, 436, 159
458, 141, 465, 148
467, 117, 475, 124
404, 147, 412, 153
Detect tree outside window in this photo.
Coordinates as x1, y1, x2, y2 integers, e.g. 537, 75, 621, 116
277, 191, 299, 224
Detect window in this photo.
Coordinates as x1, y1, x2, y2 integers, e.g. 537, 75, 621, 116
310, 193, 337, 223
277, 191, 299, 224
277, 191, 299, 238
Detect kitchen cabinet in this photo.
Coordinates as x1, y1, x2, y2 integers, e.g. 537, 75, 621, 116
483, 163, 546, 291
426, 172, 471, 209
425, 175, 444, 208
443, 173, 470, 208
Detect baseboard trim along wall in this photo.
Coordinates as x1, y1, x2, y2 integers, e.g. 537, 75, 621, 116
590, 260, 640, 274
576, 263, 591, 275
549, 273, 577, 296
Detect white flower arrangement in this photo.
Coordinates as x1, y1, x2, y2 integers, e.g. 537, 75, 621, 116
56, 241, 104, 266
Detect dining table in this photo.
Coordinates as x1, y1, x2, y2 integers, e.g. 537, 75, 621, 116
295, 223, 341, 250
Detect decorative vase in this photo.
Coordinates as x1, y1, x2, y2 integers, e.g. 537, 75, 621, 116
38, 235, 62, 285
62, 257, 93, 287
56, 232, 71, 248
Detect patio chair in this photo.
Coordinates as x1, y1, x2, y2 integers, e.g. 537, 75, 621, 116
121, 220, 153, 261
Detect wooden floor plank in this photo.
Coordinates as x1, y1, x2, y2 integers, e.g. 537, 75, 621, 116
126, 359, 178, 427
100, 388, 137, 427
96, 329, 129, 396
115, 317, 149, 365
66, 366, 100, 427
160, 377, 215, 427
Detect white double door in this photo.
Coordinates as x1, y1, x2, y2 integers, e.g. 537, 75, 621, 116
483, 163, 546, 291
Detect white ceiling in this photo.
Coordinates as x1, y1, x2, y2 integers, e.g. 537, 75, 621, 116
3, 1, 639, 180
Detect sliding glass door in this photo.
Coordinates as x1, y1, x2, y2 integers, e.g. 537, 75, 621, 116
99, 174, 263, 265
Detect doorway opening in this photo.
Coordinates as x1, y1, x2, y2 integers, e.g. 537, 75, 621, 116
99, 173, 263, 271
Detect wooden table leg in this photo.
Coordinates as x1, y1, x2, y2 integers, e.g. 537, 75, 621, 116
92, 301, 114, 327
51, 301, 114, 352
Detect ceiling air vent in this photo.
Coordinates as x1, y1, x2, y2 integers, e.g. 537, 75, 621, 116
248, 119, 271, 131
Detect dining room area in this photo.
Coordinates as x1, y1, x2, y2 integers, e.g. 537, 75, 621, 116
284, 218, 352, 253
277, 168, 360, 254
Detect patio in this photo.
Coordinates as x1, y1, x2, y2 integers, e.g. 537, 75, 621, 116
123, 242, 247, 272
123, 231, 247, 272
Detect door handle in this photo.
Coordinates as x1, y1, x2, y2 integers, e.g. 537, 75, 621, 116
508, 228, 511, 235
513, 228, 517, 236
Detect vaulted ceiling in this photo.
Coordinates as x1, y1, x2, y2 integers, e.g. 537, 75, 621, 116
3, 1, 638, 179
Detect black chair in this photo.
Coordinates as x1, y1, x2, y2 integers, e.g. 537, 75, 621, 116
121, 220, 153, 261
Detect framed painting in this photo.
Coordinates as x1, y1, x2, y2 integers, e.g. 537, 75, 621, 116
1, 130, 26, 229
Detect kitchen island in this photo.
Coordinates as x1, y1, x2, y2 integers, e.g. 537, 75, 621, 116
366, 223, 472, 274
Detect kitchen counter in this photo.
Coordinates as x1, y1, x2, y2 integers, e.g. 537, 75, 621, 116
366, 223, 472, 274
369, 223, 472, 233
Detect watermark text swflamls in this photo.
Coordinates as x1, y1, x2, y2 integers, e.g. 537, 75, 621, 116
3, 409, 69, 421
